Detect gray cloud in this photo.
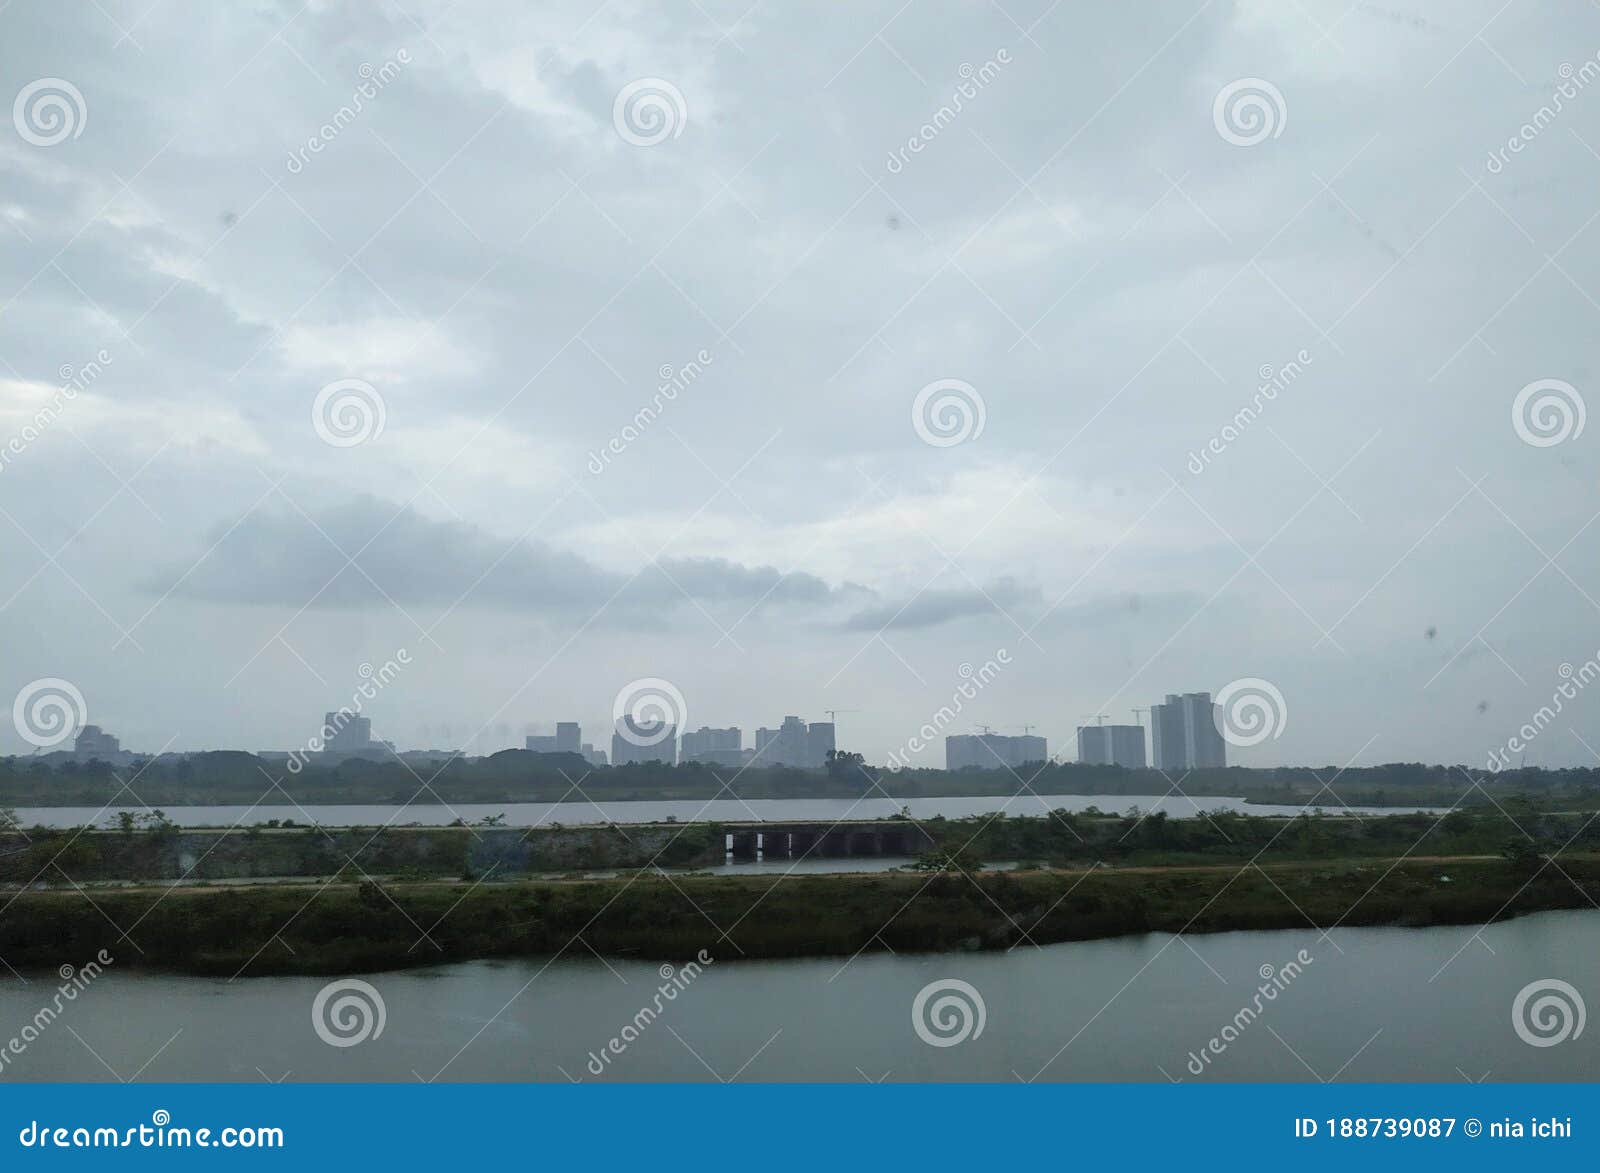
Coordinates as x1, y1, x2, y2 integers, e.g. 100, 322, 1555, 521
146, 496, 866, 620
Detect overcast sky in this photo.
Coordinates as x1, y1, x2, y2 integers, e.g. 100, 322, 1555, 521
2, 0, 1598, 771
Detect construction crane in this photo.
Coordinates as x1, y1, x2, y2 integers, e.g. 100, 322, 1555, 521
1131, 707, 1147, 726
823, 708, 860, 723
1019, 724, 1037, 735
1079, 713, 1109, 727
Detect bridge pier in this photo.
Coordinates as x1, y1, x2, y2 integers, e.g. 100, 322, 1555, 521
759, 830, 789, 859
730, 831, 759, 860
820, 831, 851, 857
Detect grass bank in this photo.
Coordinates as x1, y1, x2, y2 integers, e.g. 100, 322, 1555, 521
3, 854, 1595, 976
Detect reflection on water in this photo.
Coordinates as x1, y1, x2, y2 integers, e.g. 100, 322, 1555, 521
13, 793, 1438, 829
0, 910, 1590, 1083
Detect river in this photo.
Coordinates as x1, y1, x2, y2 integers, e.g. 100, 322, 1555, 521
1, 910, 1590, 1082
11, 793, 1438, 829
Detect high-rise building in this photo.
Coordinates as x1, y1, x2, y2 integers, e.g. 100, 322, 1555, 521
945, 733, 1048, 771
806, 721, 835, 767
611, 717, 677, 766
72, 725, 129, 765
680, 726, 747, 767
1076, 724, 1147, 768
318, 709, 393, 762
753, 716, 834, 768
1150, 693, 1225, 771
526, 722, 583, 755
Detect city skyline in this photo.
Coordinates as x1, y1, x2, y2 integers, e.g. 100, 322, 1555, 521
14, 683, 1291, 772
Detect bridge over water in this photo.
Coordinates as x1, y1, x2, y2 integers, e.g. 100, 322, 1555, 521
717, 820, 937, 860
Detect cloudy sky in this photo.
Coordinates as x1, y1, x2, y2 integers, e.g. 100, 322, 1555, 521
1, 0, 1597, 770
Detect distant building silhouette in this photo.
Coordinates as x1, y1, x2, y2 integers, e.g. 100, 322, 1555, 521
1150, 693, 1225, 771
611, 716, 677, 765
1077, 724, 1146, 768
72, 725, 130, 766
318, 709, 393, 763
681, 726, 749, 767
753, 716, 834, 768
526, 722, 584, 755
945, 733, 1047, 771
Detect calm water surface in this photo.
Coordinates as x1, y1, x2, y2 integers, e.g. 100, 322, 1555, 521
1, 911, 1591, 1082
13, 794, 1438, 829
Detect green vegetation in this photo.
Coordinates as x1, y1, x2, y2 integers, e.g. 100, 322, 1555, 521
2, 854, 1594, 976
2, 806, 1593, 882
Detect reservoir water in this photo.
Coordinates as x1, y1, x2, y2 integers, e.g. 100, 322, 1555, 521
11, 793, 1438, 829
1, 910, 1591, 1082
